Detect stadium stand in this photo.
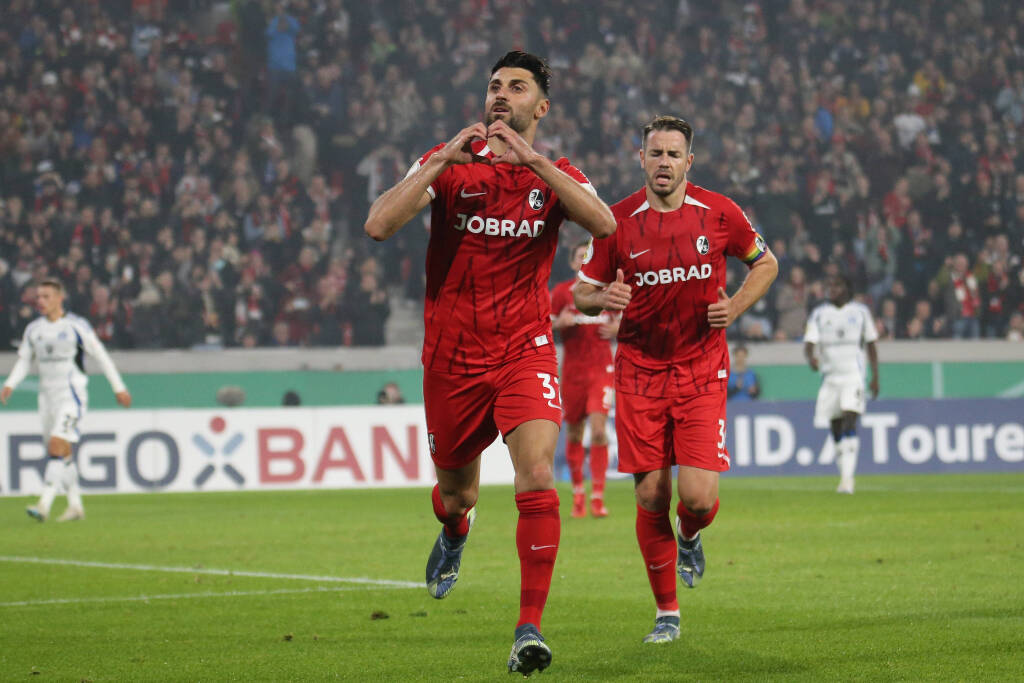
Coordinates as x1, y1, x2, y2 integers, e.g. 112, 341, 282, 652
1, 0, 1022, 348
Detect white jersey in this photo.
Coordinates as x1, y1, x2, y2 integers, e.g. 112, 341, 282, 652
804, 301, 878, 378
2, 313, 126, 405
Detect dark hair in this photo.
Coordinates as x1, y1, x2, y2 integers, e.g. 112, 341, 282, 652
642, 115, 694, 152
38, 277, 64, 293
282, 390, 301, 406
490, 51, 551, 95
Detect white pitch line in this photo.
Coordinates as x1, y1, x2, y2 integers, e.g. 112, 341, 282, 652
0, 556, 420, 588
1, 586, 361, 608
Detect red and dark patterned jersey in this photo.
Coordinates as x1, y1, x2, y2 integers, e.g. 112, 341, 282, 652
550, 278, 614, 379
579, 183, 767, 397
410, 139, 593, 374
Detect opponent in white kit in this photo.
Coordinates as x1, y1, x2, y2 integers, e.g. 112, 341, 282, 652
1, 278, 131, 521
804, 274, 879, 494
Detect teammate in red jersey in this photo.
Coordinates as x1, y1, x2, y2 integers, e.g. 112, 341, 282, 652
550, 241, 618, 518
574, 115, 778, 644
364, 51, 615, 675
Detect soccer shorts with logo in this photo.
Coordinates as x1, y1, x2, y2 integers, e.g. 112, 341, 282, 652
39, 390, 84, 443
423, 352, 563, 470
560, 363, 614, 424
813, 373, 866, 427
615, 387, 730, 473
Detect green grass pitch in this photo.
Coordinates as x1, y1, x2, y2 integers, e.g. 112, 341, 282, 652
2, 474, 1022, 681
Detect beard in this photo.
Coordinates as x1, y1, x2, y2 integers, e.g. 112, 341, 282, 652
646, 172, 685, 197
485, 108, 530, 133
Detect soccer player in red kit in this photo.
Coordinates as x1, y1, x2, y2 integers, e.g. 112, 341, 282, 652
550, 241, 618, 518
364, 51, 615, 675
574, 116, 778, 644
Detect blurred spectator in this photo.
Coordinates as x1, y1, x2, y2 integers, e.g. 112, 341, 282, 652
376, 381, 405, 405
726, 345, 760, 402
941, 253, 983, 339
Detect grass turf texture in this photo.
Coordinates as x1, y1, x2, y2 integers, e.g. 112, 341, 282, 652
1, 474, 1022, 681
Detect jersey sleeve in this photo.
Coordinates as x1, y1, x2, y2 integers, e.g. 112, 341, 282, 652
803, 307, 821, 344
577, 234, 616, 287
405, 143, 449, 200
2, 325, 34, 389
555, 158, 596, 194
861, 304, 880, 344
76, 318, 127, 394
723, 199, 768, 265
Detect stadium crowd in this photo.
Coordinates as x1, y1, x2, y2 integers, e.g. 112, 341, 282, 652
2, 0, 1024, 349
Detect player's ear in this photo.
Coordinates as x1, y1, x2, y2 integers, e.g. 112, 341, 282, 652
638, 148, 645, 168
533, 97, 550, 121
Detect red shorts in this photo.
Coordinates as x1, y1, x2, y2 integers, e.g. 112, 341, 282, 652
560, 364, 614, 424
423, 353, 562, 470
615, 388, 730, 474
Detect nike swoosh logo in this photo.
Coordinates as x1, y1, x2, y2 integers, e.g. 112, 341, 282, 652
460, 189, 486, 198
530, 544, 557, 551
630, 249, 650, 259
648, 560, 673, 570
547, 400, 561, 410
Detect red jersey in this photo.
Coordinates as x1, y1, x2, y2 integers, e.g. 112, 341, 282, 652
549, 278, 614, 377
411, 140, 593, 374
579, 183, 767, 397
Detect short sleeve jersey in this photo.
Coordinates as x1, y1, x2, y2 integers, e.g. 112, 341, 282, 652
804, 301, 878, 378
550, 278, 614, 379
410, 140, 593, 374
579, 183, 768, 397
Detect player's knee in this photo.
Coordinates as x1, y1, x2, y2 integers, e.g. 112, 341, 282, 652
516, 461, 555, 490
678, 493, 716, 517
634, 479, 671, 511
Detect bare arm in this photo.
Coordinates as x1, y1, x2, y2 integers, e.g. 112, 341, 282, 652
804, 341, 819, 372
867, 340, 879, 398
707, 250, 779, 329
574, 269, 631, 317
487, 120, 616, 238
364, 123, 488, 241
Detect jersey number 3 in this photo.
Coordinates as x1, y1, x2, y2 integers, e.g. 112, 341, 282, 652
537, 373, 561, 410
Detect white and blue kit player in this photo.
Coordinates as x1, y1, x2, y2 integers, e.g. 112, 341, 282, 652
1, 278, 132, 521
803, 274, 880, 494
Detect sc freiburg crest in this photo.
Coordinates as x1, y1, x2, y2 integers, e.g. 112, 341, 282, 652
528, 188, 545, 210
696, 235, 710, 255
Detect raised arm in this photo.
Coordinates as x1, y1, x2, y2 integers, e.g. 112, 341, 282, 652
364, 123, 488, 241
487, 120, 615, 238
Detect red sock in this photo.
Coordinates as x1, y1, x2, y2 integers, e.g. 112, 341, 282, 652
515, 489, 560, 629
636, 505, 678, 611
676, 498, 719, 539
590, 444, 608, 497
566, 442, 585, 492
431, 484, 470, 538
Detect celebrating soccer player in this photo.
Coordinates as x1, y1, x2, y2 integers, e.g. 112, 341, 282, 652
804, 273, 880, 494
550, 241, 618, 518
1, 278, 132, 522
364, 50, 615, 675
573, 115, 778, 644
